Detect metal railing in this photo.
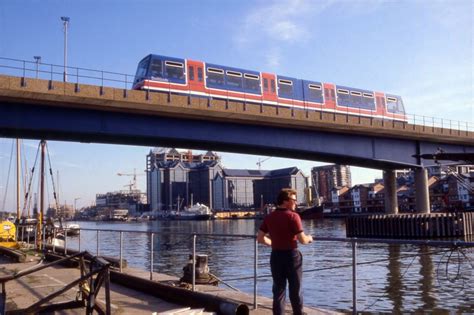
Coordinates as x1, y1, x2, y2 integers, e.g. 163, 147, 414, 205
0, 250, 111, 315
15, 225, 474, 314
0, 56, 472, 133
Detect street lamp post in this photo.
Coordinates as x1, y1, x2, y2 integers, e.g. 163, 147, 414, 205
33, 56, 41, 79
60, 16, 70, 82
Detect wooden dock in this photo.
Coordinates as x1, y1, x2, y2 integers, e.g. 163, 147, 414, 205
346, 212, 474, 238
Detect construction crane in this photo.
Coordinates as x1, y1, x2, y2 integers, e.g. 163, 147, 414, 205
117, 169, 145, 191
256, 157, 272, 170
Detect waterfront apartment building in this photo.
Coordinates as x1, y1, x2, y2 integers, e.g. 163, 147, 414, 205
95, 190, 147, 215
146, 148, 222, 211
311, 165, 352, 203
147, 148, 309, 211
326, 171, 473, 214
212, 167, 308, 210
253, 167, 308, 207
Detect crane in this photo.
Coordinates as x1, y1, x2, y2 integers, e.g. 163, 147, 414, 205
256, 157, 272, 170
117, 169, 145, 191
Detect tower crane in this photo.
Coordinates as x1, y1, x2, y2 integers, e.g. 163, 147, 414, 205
256, 157, 272, 170
117, 169, 145, 191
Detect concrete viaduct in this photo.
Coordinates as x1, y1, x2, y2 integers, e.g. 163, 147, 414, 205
0, 75, 472, 214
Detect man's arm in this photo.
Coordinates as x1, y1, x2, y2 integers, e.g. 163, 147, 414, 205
296, 231, 313, 245
257, 230, 272, 246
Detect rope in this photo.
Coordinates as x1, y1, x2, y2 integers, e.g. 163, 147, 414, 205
22, 141, 41, 217
45, 142, 61, 212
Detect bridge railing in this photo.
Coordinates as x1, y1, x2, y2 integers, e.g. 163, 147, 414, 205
0, 56, 472, 133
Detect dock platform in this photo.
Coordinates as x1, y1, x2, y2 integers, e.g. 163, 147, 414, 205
0, 253, 339, 314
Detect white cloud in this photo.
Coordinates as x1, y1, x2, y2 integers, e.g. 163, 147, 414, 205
422, 0, 472, 30
234, 0, 330, 46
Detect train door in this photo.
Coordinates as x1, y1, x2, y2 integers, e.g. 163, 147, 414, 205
261, 73, 278, 102
323, 83, 336, 109
374, 92, 386, 117
187, 60, 205, 93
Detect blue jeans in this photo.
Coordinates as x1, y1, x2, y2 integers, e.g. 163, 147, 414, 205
270, 249, 303, 315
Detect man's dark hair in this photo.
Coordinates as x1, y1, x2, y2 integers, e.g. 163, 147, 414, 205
277, 188, 297, 205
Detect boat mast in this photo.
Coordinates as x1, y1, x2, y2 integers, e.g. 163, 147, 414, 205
37, 140, 46, 248
16, 139, 21, 219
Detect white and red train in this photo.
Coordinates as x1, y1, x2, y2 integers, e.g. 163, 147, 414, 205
133, 54, 407, 121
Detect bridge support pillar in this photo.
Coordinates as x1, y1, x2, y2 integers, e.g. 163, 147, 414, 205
383, 170, 398, 214
415, 168, 430, 214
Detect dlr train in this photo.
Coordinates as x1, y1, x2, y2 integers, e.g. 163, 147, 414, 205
133, 54, 407, 121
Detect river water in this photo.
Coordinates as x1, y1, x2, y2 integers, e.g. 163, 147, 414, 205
63, 218, 474, 313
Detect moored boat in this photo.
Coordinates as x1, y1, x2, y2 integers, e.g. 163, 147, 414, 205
169, 203, 214, 220
297, 205, 323, 220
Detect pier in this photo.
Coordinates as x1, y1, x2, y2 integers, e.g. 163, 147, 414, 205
0, 249, 336, 315
346, 212, 474, 238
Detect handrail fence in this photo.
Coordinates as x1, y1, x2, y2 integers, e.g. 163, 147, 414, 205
14, 225, 474, 314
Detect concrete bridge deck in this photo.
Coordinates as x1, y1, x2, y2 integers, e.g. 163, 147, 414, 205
0, 75, 471, 146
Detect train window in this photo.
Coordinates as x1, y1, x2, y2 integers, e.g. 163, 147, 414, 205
149, 59, 163, 78
208, 67, 224, 74
279, 79, 293, 85
207, 68, 224, 85
244, 73, 259, 80
164, 61, 184, 80
197, 68, 203, 82
226, 70, 243, 88
363, 93, 374, 98
278, 79, 293, 95
263, 78, 269, 92
188, 66, 194, 81
165, 61, 184, 68
244, 73, 260, 91
227, 70, 242, 77
337, 89, 349, 95
308, 84, 323, 100
350, 91, 362, 96
271, 79, 276, 93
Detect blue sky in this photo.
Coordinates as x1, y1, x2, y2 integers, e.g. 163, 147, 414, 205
0, 0, 472, 211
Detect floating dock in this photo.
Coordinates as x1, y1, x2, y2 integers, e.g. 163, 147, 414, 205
346, 212, 474, 238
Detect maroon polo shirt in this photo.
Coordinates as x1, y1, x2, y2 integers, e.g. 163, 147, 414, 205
259, 208, 303, 250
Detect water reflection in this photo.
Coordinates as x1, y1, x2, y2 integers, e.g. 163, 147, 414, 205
418, 245, 435, 311
386, 245, 402, 311
65, 219, 474, 313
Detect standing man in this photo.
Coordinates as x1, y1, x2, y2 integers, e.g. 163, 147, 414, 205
258, 188, 313, 315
